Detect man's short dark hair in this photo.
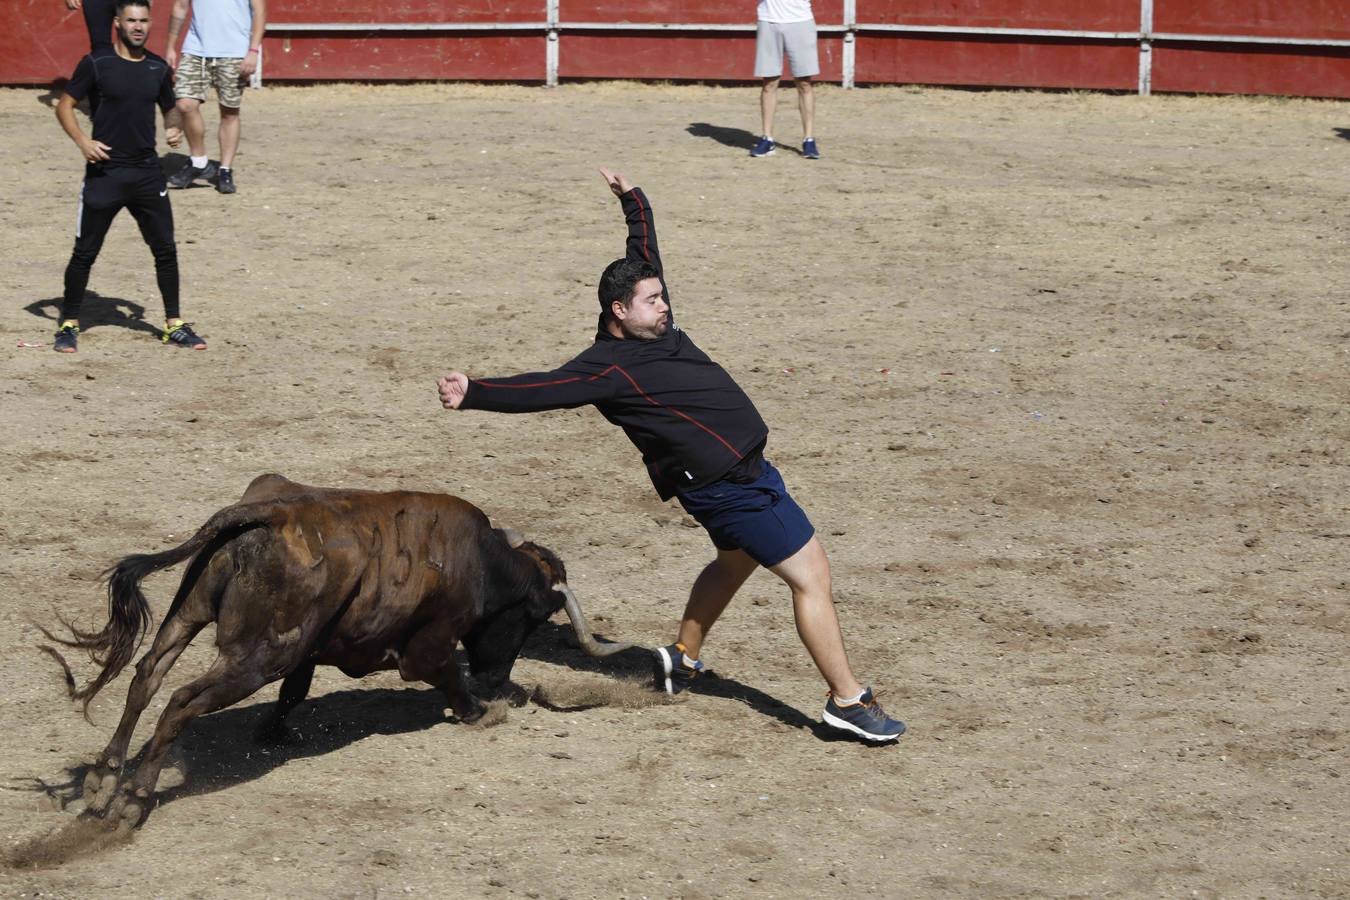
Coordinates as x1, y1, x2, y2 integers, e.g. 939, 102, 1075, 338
598, 258, 661, 321
116, 0, 150, 13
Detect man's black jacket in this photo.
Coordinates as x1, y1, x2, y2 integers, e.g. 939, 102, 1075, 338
460, 187, 770, 500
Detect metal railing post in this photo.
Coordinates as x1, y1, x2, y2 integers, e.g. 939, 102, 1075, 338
1138, 0, 1153, 96
546, 0, 559, 87
842, 0, 856, 88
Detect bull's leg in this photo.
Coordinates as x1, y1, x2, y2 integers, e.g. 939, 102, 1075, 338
433, 655, 484, 723
254, 661, 315, 744
105, 655, 274, 829
398, 627, 483, 723
82, 612, 208, 814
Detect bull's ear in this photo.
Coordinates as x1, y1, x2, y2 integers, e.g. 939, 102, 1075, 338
501, 527, 525, 548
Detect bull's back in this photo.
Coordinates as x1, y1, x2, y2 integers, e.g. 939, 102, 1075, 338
213, 481, 494, 652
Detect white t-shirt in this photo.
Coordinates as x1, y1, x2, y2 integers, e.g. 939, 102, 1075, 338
182, 0, 254, 59
757, 0, 814, 24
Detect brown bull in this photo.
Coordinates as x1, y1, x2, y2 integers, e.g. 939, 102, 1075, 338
43, 474, 633, 828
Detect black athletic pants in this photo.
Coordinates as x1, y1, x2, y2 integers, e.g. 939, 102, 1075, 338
62, 166, 180, 322
83, 0, 115, 50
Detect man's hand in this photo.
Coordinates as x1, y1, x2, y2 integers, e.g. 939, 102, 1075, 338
165, 47, 179, 70
78, 137, 112, 163
240, 53, 258, 80
64, 0, 81, 10
437, 373, 469, 410
165, 126, 182, 148
599, 167, 635, 198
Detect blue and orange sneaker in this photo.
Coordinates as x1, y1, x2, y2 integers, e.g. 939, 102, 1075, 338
822, 688, 905, 742
654, 642, 705, 695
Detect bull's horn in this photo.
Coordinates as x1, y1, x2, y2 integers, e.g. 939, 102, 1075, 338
502, 528, 525, 548
559, 584, 635, 657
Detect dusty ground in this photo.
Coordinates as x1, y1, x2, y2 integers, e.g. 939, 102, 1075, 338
0, 82, 1347, 898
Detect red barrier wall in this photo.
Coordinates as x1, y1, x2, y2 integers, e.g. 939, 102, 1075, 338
3, 0, 1347, 98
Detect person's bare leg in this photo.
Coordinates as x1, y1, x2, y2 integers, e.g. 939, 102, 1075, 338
218, 105, 241, 169
796, 77, 815, 139
178, 98, 207, 158
676, 547, 760, 660
770, 536, 864, 698
760, 77, 780, 139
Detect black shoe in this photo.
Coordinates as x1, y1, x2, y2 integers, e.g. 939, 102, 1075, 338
162, 322, 207, 349
654, 642, 705, 695
168, 159, 217, 189
215, 168, 236, 194
53, 323, 79, 353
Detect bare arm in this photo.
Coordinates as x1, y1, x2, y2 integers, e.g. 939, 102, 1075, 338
165, 0, 191, 68
240, 0, 266, 78
56, 93, 110, 163
163, 106, 183, 148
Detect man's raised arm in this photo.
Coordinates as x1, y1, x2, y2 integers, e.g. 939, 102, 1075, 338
600, 168, 670, 313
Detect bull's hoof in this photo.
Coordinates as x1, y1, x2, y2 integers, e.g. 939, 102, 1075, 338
107, 789, 151, 830
452, 700, 487, 724
82, 769, 121, 814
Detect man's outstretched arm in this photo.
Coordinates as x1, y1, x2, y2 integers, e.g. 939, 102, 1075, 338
600, 168, 671, 314
437, 356, 620, 414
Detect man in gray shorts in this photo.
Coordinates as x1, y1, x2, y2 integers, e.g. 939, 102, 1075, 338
164, 0, 266, 194
752, 0, 819, 159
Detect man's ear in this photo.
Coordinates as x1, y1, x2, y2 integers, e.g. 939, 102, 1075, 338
611, 299, 627, 321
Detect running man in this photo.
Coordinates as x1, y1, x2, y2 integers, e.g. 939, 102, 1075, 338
54, 0, 207, 353
436, 170, 904, 743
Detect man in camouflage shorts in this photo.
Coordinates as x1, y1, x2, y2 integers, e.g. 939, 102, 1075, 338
164, 0, 265, 194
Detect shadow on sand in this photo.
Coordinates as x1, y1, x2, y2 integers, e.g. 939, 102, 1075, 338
25, 292, 162, 339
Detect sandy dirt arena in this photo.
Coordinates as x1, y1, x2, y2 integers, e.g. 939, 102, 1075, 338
0, 81, 1347, 898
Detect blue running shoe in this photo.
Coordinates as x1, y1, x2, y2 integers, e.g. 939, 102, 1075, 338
750, 136, 776, 158
802, 138, 820, 160
822, 688, 905, 742
654, 642, 705, 695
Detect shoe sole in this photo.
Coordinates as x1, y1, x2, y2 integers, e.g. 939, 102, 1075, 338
655, 646, 676, 695
821, 709, 905, 742
751, 150, 776, 158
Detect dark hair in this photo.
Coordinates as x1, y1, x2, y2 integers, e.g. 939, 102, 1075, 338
598, 258, 660, 321
116, 0, 150, 12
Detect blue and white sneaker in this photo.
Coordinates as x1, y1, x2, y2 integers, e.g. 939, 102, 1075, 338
802, 138, 820, 160
822, 688, 905, 742
654, 642, 705, 695
750, 136, 776, 158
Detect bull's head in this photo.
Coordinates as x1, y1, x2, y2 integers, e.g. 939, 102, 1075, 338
459, 528, 635, 691
499, 528, 634, 659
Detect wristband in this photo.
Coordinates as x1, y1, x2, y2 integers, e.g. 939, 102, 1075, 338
247, 47, 259, 55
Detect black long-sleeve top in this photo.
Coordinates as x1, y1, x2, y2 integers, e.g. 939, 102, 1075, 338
460, 187, 770, 500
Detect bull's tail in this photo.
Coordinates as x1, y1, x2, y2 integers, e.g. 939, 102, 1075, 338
39, 499, 291, 715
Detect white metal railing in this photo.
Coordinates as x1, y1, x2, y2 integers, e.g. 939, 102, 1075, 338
262, 0, 1350, 95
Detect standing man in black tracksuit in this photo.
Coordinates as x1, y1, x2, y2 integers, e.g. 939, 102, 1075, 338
437, 169, 904, 743
54, 0, 207, 353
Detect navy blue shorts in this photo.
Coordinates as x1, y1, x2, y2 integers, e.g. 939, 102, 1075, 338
675, 461, 815, 568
